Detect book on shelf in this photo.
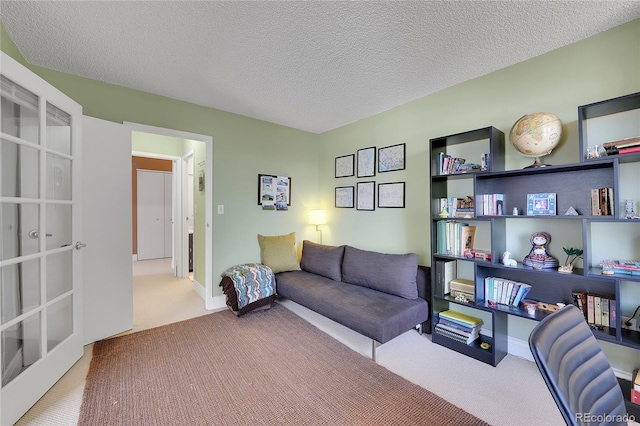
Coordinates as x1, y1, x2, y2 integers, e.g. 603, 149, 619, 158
602, 136, 640, 156
480, 152, 490, 171
484, 277, 531, 307
599, 259, 640, 276
436, 196, 475, 218
436, 220, 476, 257
438, 309, 483, 327
594, 296, 602, 326
434, 323, 479, 345
591, 187, 614, 216
603, 136, 640, 150
572, 291, 615, 326
435, 259, 456, 297
482, 193, 505, 216
632, 369, 640, 406
437, 153, 480, 175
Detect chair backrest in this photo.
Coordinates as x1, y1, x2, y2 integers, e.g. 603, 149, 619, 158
528, 305, 627, 426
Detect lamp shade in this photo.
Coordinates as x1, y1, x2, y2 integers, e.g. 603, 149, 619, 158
308, 210, 326, 226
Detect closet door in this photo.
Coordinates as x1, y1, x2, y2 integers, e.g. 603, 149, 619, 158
137, 170, 171, 261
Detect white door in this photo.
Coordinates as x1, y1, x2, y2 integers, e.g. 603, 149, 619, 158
137, 170, 171, 261
82, 116, 133, 345
0, 52, 83, 426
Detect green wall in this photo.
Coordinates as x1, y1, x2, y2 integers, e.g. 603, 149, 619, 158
2, 19, 639, 370
1, 21, 322, 296
317, 19, 640, 371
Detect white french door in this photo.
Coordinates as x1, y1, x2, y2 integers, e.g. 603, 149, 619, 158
0, 52, 83, 425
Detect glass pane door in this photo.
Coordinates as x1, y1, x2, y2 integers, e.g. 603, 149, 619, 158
1, 52, 83, 426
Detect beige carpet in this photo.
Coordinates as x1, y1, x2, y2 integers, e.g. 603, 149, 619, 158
78, 303, 488, 426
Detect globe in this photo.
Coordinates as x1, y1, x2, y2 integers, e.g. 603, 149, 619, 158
509, 112, 563, 168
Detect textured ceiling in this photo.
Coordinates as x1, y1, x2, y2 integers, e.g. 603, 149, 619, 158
2, 1, 640, 134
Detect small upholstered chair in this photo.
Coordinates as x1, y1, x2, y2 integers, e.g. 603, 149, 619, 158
528, 305, 628, 426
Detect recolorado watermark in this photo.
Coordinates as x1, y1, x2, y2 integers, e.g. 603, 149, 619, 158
575, 413, 635, 423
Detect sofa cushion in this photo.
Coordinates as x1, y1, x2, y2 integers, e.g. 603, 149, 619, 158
300, 240, 345, 282
276, 270, 428, 344
341, 246, 419, 299
257, 232, 300, 274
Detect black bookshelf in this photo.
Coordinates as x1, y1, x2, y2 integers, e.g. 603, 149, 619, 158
429, 93, 640, 367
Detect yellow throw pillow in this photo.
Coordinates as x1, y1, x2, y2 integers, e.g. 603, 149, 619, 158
257, 232, 301, 274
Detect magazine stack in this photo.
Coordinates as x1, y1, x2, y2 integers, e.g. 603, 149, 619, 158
435, 310, 483, 345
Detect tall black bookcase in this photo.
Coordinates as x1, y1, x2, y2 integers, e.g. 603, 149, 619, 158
429, 93, 640, 371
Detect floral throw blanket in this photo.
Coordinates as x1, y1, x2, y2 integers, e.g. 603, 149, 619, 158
221, 263, 276, 310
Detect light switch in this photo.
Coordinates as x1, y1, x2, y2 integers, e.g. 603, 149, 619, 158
217, 205, 224, 214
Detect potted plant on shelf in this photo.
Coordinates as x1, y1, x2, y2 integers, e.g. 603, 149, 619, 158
558, 247, 583, 274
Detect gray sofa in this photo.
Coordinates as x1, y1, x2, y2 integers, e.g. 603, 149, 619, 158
276, 240, 431, 360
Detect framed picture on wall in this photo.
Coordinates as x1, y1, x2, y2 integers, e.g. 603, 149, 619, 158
378, 182, 405, 208
258, 174, 291, 209
357, 147, 376, 178
356, 181, 375, 211
335, 186, 354, 208
335, 154, 355, 178
378, 143, 406, 173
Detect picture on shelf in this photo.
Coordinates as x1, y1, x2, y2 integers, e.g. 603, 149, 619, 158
527, 193, 556, 216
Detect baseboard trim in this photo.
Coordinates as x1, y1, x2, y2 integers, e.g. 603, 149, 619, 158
192, 279, 205, 300
191, 279, 226, 310
208, 295, 226, 311
507, 335, 534, 362
132, 254, 138, 262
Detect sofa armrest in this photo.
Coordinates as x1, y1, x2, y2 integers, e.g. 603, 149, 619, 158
417, 265, 432, 332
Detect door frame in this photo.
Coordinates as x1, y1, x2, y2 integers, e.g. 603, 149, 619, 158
182, 150, 195, 277
133, 153, 181, 271
126, 122, 214, 309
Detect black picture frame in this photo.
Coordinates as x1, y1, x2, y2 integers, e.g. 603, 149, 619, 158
335, 154, 355, 178
258, 174, 291, 207
378, 182, 405, 208
335, 186, 354, 208
356, 181, 375, 211
357, 147, 376, 178
378, 143, 406, 173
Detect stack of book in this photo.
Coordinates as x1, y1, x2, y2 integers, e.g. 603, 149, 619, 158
437, 153, 479, 175
600, 259, 640, 276
484, 277, 532, 307
435, 310, 483, 345
602, 136, 640, 156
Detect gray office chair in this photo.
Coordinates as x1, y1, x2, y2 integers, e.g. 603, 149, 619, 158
528, 305, 628, 426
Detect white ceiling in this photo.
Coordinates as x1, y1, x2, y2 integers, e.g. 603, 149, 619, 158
2, 1, 640, 134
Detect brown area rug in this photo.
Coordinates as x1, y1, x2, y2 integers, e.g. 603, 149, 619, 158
79, 303, 488, 425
